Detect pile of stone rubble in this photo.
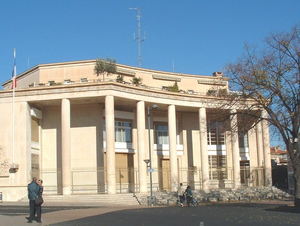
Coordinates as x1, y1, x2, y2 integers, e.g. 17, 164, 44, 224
148, 187, 293, 206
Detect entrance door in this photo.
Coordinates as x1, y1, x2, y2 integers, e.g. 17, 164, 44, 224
162, 159, 170, 191
240, 160, 250, 186
116, 153, 134, 193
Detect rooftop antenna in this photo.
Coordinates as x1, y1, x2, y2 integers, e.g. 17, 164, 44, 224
172, 60, 175, 72
129, 7, 145, 67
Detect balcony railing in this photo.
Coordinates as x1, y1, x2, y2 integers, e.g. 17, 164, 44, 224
27, 78, 208, 96
30, 167, 266, 195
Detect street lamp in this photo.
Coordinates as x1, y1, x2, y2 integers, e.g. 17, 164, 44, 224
147, 104, 158, 206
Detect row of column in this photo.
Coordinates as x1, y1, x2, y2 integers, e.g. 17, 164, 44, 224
60, 97, 272, 195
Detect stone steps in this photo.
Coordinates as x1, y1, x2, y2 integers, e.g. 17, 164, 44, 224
19, 187, 292, 206
20, 193, 145, 206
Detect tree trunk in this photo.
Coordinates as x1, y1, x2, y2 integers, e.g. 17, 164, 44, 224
290, 141, 300, 207
294, 165, 300, 207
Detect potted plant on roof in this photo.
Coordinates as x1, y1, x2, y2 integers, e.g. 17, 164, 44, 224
116, 75, 124, 83
94, 57, 117, 82
168, 81, 179, 92
130, 76, 143, 86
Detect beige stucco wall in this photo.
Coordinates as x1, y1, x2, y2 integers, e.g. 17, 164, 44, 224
70, 104, 101, 170
40, 62, 94, 84
181, 113, 201, 169
0, 99, 32, 201
4, 60, 228, 95
41, 106, 60, 170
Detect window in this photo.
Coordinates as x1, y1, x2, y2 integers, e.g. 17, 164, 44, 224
239, 131, 249, 148
240, 160, 250, 184
209, 155, 227, 180
207, 122, 225, 145
103, 120, 132, 143
115, 121, 132, 142
31, 154, 39, 170
31, 117, 39, 143
154, 124, 169, 145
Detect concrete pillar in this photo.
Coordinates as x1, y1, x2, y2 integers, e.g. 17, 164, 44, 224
105, 95, 116, 194
61, 98, 71, 195
230, 109, 241, 188
199, 107, 209, 191
97, 104, 105, 193
168, 104, 178, 191
262, 110, 272, 187
256, 121, 264, 167
137, 101, 147, 193
256, 120, 264, 186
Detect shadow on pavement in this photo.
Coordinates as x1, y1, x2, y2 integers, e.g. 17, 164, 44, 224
0, 205, 98, 216
47, 203, 300, 226
264, 205, 300, 214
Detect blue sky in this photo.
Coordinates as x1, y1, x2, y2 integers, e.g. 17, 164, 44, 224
1, 0, 299, 147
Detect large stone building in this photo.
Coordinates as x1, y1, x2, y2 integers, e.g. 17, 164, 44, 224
0, 60, 272, 201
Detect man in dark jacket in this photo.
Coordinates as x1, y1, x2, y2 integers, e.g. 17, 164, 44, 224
27, 177, 40, 223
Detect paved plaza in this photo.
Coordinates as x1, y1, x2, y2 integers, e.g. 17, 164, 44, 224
0, 200, 299, 226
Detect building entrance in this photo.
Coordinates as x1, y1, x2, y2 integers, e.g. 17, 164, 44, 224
116, 153, 135, 193
159, 159, 170, 191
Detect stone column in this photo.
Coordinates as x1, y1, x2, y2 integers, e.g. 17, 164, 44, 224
262, 110, 272, 187
61, 98, 71, 195
256, 121, 264, 167
256, 120, 264, 186
97, 104, 105, 193
168, 104, 178, 191
137, 101, 147, 193
105, 95, 116, 194
230, 109, 241, 188
199, 107, 209, 191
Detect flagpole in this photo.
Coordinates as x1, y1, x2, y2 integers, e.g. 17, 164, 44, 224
12, 81, 15, 164
12, 49, 16, 165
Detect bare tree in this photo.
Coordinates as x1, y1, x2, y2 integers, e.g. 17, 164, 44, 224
226, 24, 300, 207
94, 57, 117, 82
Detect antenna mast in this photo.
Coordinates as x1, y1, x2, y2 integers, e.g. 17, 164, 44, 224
130, 7, 145, 67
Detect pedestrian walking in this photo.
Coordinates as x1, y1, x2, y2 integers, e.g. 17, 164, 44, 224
185, 185, 193, 207
177, 183, 185, 207
27, 177, 40, 223
35, 179, 44, 223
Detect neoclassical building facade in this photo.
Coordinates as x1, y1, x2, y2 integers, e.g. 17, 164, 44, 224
0, 60, 272, 201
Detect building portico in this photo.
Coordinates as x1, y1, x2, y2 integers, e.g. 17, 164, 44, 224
0, 60, 272, 200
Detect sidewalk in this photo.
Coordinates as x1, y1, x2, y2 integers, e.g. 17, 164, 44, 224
0, 199, 295, 226
0, 202, 144, 226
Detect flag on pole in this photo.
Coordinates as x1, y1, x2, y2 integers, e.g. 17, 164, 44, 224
11, 49, 17, 89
